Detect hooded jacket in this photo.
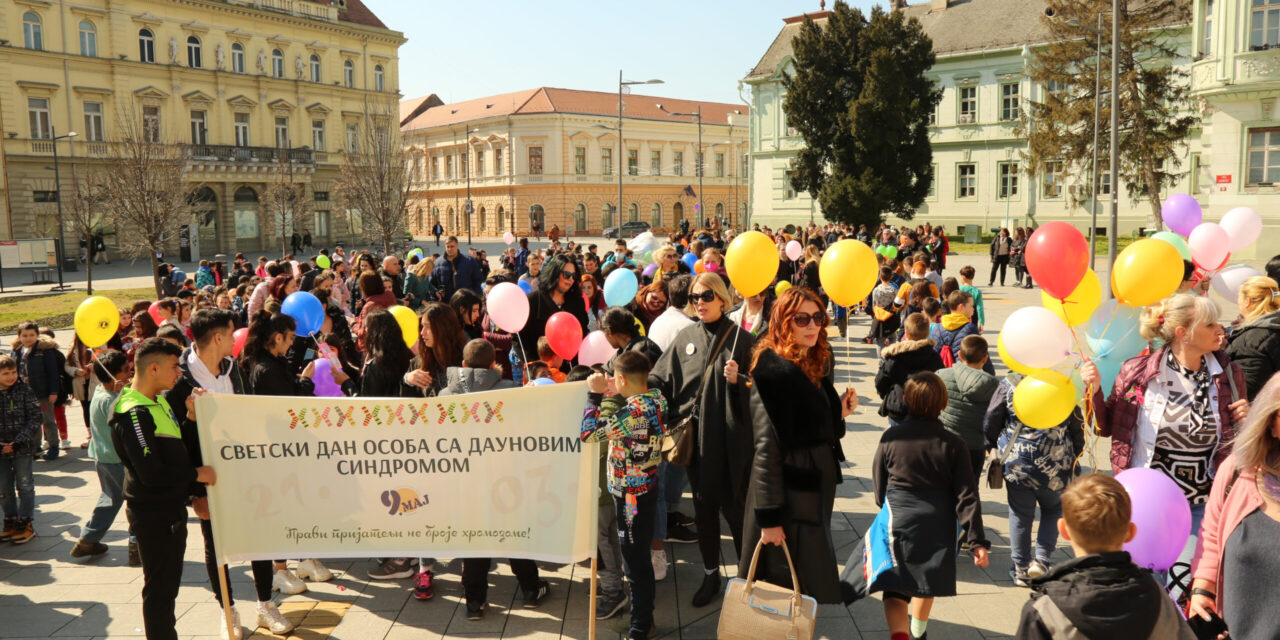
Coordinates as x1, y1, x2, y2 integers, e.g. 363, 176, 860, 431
937, 363, 998, 450
985, 375, 1084, 492
874, 338, 944, 421
1016, 551, 1195, 640
109, 386, 198, 513
437, 366, 517, 396
934, 314, 995, 374
168, 346, 249, 498
1224, 311, 1280, 400
14, 336, 62, 399
0, 380, 42, 457
195, 266, 215, 290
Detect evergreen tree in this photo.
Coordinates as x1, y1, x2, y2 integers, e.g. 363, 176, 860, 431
1024, 0, 1194, 229
782, 1, 939, 227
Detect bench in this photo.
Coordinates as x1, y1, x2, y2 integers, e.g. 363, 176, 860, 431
30, 268, 55, 284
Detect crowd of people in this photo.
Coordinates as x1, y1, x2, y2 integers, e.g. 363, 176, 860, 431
2, 219, 1280, 640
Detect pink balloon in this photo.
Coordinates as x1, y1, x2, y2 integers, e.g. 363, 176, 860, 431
785, 240, 803, 261
503, 231, 515, 245
148, 302, 163, 326
1220, 207, 1261, 252
486, 282, 530, 333
545, 311, 583, 360
578, 331, 617, 367
1187, 222, 1230, 270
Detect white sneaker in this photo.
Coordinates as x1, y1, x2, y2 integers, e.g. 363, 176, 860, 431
296, 558, 334, 582
271, 568, 307, 595
1027, 559, 1049, 579
256, 601, 296, 634
651, 549, 668, 581
218, 606, 243, 640
59, 439, 72, 449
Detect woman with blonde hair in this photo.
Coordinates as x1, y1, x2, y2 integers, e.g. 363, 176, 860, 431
403, 256, 438, 311
799, 244, 822, 291
653, 244, 690, 282
1226, 276, 1280, 399
1082, 293, 1249, 585
1188, 372, 1280, 639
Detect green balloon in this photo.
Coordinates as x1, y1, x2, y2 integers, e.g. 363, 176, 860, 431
1152, 231, 1192, 262
316, 255, 331, 269
884, 246, 898, 260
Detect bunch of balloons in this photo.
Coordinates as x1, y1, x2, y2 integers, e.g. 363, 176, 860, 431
1156, 196, 1262, 301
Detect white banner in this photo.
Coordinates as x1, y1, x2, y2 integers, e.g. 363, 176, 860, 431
195, 382, 598, 564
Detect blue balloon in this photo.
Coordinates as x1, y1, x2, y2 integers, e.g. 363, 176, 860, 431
517, 280, 532, 294
531, 377, 556, 386
681, 252, 698, 270
1085, 300, 1145, 361
281, 291, 324, 336
603, 269, 639, 307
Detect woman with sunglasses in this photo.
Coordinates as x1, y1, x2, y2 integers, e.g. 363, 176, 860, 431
516, 254, 588, 364
740, 287, 855, 603
650, 273, 771, 608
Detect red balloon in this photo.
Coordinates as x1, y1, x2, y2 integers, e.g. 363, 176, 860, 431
148, 301, 164, 326
544, 311, 583, 360
1024, 222, 1089, 300
231, 328, 249, 357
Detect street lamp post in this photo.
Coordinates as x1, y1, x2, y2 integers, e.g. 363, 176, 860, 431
659, 104, 703, 226
614, 72, 663, 232
49, 126, 78, 292
463, 126, 479, 247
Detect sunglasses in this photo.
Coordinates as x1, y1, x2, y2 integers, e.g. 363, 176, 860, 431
692, 290, 718, 303
792, 311, 828, 328
559, 270, 577, 280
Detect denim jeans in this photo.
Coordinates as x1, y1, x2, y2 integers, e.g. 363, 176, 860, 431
0, 455, 35, 520
653, 461, 688, 541
1006, 482, 1063, 569
598, 499, 624, 597
39, 401, 59, 457
80, 462, 133, 544
616, 491, 657, 637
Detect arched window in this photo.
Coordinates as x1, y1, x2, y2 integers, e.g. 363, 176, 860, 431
574, 203, 587, 232
601, 203, 614, 229
23, 12, 42, 51
78, 20, 96, 57
673, 202, 684, 226
530, 204, 546, 231
271, 49, 284, 78
343, 60, 354, 88
446, 206, 455, 231
496, 205, 505, 230
309, 54, 321, 83
627, 203, 638, 223
374, 65, 385, 92
231, 42, 245, 73
138, 28, 155, 62
478, 206, 487, 231
233, 187, 259, 240
186, 36, 202, 68
650, 203, 662, 228
715, 202, 725, 222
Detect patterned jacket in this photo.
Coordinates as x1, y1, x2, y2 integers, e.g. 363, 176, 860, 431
984, 375, 1084, 492
0, 380, 42, 457
580, 388, 667, 524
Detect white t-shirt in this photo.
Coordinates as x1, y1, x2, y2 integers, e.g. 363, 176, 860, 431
648, 307, 695, 353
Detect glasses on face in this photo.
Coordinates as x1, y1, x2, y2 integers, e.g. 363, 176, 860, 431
692, 290, 717, 304
792, 311, 828, 328
559, 270, 577, 280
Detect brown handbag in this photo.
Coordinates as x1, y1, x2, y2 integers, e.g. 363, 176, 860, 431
717, 539, 818, 640
661, 325, 734, 467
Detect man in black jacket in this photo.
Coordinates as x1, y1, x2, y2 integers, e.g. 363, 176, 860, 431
111, 338, 216, 640
600, 307, 662, 375
874, 313, 944, 426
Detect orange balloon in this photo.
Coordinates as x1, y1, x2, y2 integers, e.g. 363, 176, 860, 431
694, 259, 706, 274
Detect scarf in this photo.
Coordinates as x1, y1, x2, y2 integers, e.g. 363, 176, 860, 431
1165, 349, 1214, 428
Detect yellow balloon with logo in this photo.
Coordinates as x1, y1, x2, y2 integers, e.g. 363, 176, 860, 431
1041, 269, 1102, 327
74, 296, 119, 348
388, 305, 419, 349
997, 333, 1036, 375
724, 231, 779, 297
819, 240, 878, 307
1012, 370, 1078, 429
1111, 239, 1183, 307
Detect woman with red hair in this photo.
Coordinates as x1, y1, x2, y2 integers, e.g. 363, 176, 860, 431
740, 287, 856, 603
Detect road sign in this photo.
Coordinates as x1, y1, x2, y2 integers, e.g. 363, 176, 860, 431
464, 199, 474, 214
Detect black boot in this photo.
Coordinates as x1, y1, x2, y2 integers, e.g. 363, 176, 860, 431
691, 572, 721, 607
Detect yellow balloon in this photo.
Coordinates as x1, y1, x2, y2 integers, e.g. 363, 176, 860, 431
1041, 269, 1102, 327
388, 305, 419, 349
1111, 239, 1183, 307
997, 333, 1037, 375
775, 281, 792, 297
819, 240, 878, 307
1012, 370, 1078, 429
724, 231, 779, 297
73, 296, 119, 348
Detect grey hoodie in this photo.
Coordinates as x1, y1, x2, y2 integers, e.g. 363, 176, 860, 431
938, 363, 998, 450
437, 366, 518, 397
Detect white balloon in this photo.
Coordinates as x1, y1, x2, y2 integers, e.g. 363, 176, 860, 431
786, 240, 803, 261
1187, 222, 1230, 270
627, 231, 660, 255
1210, 265, 1262, 300
1220, 207, 1262, 252
1002, 306, 1073, 369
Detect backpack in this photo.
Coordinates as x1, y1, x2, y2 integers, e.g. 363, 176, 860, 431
938, 342, 955, 368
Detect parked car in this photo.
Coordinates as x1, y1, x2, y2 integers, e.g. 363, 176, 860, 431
603, 221, 651, 239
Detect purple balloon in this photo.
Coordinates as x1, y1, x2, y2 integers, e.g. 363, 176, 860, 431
312, 359, 345, 397
642, 264, 658, 277
1162, 193, 1203, 237
1116, 468, 1191, 571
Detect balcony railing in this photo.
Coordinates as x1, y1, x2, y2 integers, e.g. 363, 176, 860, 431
189, 144, 314, 164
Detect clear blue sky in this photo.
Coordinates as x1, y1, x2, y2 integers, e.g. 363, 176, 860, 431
368, 0, 885, 106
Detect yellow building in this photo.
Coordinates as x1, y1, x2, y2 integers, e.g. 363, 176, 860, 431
0, 0, 404, 256
400, 87, 749, 238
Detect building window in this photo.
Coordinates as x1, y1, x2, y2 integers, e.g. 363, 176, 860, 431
528, 146, 543, 175
494, 147, 503, 175
958, 86, 977, 123
28, 98, 51, 139
312, 119, 325, 150
234, 113, 250, 147
650, 202, 662, 227
139, 28, 154, 62
1040, 161, 1063, 198
998, 161, 1019, 199
1247, 128, 1280, 184
783, 170, 797, 200
627, 202, 638, 222
575, 146, 587, 175
33, 191, 58, 203
274, 116, 289, 148
1252, 0, 1280, 48
928, 106, 937, 126
79, 20, 97, 57
575, 203, 587, 231
601, 203, 614, 229
310, 54, 321, 83
715, 202, 724, 221
272, 49, 285, 78
928, 164, 937, 198
83, 102, 104, 141
674, 151, 684, 176
23, 12, 42, 50
628, 149, 639, 176
696, 151, 705, 177
446, 155, 454, 179
143, 105, 160, 142
601, 148, 613, 175
460, 152, 468, 179
475, 149, 485, 177
715, 153, 725, 177
231, 43, 245, 72
430, 157, 439, 181
343, 60, 354, 88
1000, 83, 1020, 121
957, 163, 976, 198
742, 154, 749, 179
1099, 170, 1112, 195
374, 65, 384, 92
346, 123, 358, 152
651, 150, 662, 176
190, 110, 207, 145
1203, 0, 1214, 55
187, 36, 202, 68
1190, 153, 1209, 193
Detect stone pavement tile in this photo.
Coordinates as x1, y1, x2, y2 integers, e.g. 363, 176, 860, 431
391, 591, 459, 632
54, 601, 196, 637
815, 614, 863, 640
174, 600, 252, 638
847, 596, 889, 633
326, 611, 395, 640
346, 577, 412, 612
0, 600, 97, 637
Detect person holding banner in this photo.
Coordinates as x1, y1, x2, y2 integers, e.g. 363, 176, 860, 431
110, 338, 217, 640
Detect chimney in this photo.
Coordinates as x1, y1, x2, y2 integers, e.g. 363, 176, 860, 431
930, 0, 948, 11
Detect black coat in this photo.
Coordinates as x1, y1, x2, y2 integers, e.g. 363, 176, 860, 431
1225, 312, 1280, 400
516, 289, 588, 363
739, 349, 846, 603
169, 347, 250, 498
604, 335, 663, 375
874, 338, 944, 420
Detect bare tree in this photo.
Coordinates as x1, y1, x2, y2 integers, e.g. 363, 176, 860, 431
99, 106, 197, 297
335, 98, 409, 254
64, 166, 109, 295
261, 152, 312, 256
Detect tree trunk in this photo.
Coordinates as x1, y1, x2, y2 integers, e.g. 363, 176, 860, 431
1145, 163, 1165, 231
85, 236, 93, 296
150, 253, 162, 298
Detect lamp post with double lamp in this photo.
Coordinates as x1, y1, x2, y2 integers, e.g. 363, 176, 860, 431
658, 104, 703, 227
49, 126, 78, 291
1065, 12, 1108, 273
614, 73, 662, 232
462, 126, 480, 247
